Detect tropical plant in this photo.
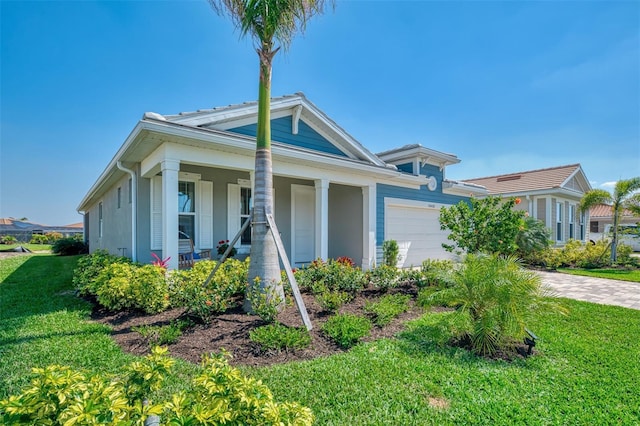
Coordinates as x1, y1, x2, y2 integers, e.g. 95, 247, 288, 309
0, 235, 17, 245
382, 239, 399, 266
209, 0, 332, 314
249, 323, 311, 351
440, 196, 526, 256
579, 177, 640, 262
322, 313, 372, 349
364, 294, 411, 326
51, 235, 88, 255
421, 253, 565, 356
516, 216, 551, 256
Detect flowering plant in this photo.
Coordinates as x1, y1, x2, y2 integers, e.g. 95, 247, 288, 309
151, 253, 171, 269
216, 240, 237, 258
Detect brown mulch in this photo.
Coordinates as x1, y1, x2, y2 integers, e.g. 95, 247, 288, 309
90, 283, 429, 367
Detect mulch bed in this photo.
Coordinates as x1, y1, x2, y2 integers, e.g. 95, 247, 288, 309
90, 283, 429, 367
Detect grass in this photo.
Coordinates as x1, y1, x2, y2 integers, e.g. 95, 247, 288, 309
2, 254, 639, 424
558, 267, 640, 283
0, 243, 52, 252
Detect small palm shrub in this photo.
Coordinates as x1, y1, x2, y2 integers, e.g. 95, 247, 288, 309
322, 313, 372, 349
51, 235, 88, 255
421, 253, 565, 356
364, 294, 411, 326
249, 323, 312, 352
29, 234, 49, 244
0, 235, 17, 245
382, 239, 399, 266
295, 258, 367, 294
516, 216, 551, 256
367, 264, 399, 292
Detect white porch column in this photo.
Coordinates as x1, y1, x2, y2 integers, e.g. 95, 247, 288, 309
315, 179, 329, 261
361, 184, 376, 270
162, 159, 180, 270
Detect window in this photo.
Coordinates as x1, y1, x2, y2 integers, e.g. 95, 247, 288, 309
590, 221, 599, 233
240, 187, 252, 244
128, 178, 132, 204
117, 187, 122, 209
569, 205, 575, 239
98, 202, 103, 238
580, 212, 585, 240
556, 203, 563, 241
178, 181, 196, 239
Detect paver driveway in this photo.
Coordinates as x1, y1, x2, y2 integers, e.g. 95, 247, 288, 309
537, 270, 640, 310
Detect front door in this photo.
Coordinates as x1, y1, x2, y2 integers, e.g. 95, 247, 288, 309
292, 185, 315, 266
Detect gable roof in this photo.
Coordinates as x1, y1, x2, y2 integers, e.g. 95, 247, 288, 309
462, 164, 591, 196
154, 92, 387, 167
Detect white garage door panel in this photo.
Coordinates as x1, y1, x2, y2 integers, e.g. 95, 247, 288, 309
386, 205, 453, 266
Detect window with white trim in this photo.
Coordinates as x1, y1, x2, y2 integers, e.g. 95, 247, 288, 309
117, 187, 122, 209
128, 178, 132, 204
178, 181, 196, 239
569, 205, 575, 239
240, 187, 252, 245
556, 202, 563, 242
579, 211, 585, 240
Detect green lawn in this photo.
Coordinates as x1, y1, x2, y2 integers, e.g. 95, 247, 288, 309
0, 243, 52, 253
558, 267, 640, 283
2, 254, 639, 424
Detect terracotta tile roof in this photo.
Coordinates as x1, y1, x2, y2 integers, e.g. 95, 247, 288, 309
461, 164, 582, 195
589, 204, 634, 219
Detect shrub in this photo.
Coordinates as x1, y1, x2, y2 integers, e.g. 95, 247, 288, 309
364, 294, 411, 326
93, 262, 169, 314
216, 239, 237, 258
422, 253, 566, 356
316, 290, 352, 312
419, 259, 455, 288
322, 313, 372, 349
440, 196, 526, 256
169, 258, 248, 323
132, 319, 193, 346
52, 235, 88, 255
0, 347, 314, 425
249, 323, 311, 352
516, 216, 551, 256
382, 239, 399, 267
0, 235, 17, 245
367, 264, 399, 292
295, 258, 367, 295
72, 250, 131, 295
29, 234, 49, 244
45, 231, 63, 243
247, 279, 283, 323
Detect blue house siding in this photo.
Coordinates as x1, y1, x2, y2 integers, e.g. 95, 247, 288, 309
396, 162, 413, 174
229, 116, 347, 157
376, 176, 469, 263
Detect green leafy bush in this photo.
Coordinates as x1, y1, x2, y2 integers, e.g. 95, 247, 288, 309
51, 235, 88, 255
169, 258, 248, 323
364, 294, 411, 326
249, 323, 311, 352
247, 279, 283, 323
525, 240, 613, 270
316, 290, 352, 312
419, 259, 455, 288
0, 347, 314, 425
72, 250, 131, 295
382, 239, 399, 267
440, 196, 526, 256
132, 319, 193, 346
0, 235, 17, 245
322, 313, 372, 349
29, 234, 49, 245
516, 216, 551, 256
367, 264, 399, 292
422, 253, 566, 356
93, 263, 169, 314
295, 258, 366, 295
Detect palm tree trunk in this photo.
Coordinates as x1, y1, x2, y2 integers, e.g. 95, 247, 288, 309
244, 44, 284, 313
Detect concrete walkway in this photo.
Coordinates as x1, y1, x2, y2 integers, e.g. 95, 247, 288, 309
537, 271, 640, 310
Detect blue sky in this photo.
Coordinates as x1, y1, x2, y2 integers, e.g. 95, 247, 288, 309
1, 0, 639, 226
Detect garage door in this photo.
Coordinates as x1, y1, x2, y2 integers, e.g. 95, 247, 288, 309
385, 203, 454, 267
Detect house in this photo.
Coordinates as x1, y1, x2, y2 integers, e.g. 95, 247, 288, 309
77, 93, 485, 270
462, 164, 592, 246
588, 204, 638, 242
0, 218, 84, 242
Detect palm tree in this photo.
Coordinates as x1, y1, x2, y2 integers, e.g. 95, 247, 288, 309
209, 0, 331, 312
579, 177, 640, 263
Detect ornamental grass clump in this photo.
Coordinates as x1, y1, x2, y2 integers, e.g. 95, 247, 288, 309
421, 253, 566, 356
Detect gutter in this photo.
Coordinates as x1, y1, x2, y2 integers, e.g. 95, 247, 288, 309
117, 161, 137, 262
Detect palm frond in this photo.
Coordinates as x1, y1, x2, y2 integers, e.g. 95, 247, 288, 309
579, 189, 612, 213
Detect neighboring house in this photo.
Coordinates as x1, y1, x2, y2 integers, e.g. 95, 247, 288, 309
588, 204, 638, 242
77, 93, 485, 269
462, 164, 592, 246
0, 218, 84, 242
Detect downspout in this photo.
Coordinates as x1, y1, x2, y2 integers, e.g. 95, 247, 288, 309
117, 161, 137, 262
